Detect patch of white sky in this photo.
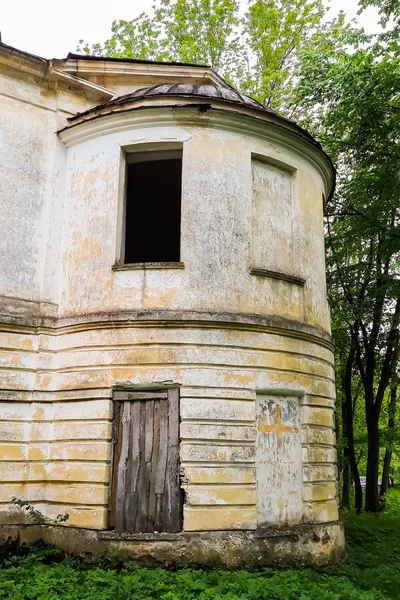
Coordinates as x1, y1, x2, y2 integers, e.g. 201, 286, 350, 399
0, 0, 381, 60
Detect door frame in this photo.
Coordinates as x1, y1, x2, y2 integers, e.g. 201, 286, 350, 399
109, 387, 182, 533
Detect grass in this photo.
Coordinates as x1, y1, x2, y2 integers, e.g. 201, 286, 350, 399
1, 490, 400, 599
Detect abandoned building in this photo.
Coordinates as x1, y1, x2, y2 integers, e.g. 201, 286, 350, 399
0, 41, 344, 566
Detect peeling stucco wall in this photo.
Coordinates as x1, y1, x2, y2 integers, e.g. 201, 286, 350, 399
0, 54, 342, 563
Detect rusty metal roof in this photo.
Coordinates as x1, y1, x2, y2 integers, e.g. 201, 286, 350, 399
68, 83, 269, 122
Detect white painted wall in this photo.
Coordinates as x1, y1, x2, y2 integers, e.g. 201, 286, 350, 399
0, 64, 339, 537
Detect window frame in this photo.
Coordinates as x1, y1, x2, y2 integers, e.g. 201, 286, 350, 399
114, 142, 184, 270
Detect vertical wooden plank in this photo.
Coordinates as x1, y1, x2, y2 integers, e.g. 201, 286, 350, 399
154, 398, 168, 532
125, 400, 141, 531
148, 400, 160, 532
109, 401, 121, 527
136, 400, 149, 532
162, 403, 171, 531
166, 388, 181, 532
142, 400, 154, 532
115, 402, 131, 530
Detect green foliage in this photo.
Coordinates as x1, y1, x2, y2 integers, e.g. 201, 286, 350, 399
155, 0, 242, 72
77, 0, 327, 113
78, 0, 241, 74
11, 498, 69, 526
241, 0, 325, 114
295, 8, 400, 509
2, 489, 400, 599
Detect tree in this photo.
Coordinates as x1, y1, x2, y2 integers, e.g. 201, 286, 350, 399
295, 17, 400, 512
240, 0, 324, 115
380, 376, 399, 496
335, 327, 364, 511
78, 0, 241, 75
78, 13, 164, 61
77, 0, 326, 114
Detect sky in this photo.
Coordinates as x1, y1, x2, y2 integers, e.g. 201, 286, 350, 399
0, 0, 381, 60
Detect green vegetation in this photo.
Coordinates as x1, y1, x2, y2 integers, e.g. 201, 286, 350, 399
10, 498, 69, 526
1, 489, 400, 599
77, 0, 326, 115
294, 2, 400, 513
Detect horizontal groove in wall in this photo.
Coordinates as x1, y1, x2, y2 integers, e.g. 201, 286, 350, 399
302, 479, 336, 485
0, 459, 111, 464
303, 461, 337, 466
0, 315, 333, 351
188, 482, 256, 488
0, 480, 110, 486
181, 461, 255, 467
0, 366, 37, 374
0, 419, 112, 424
0, 481, 108, 487
0, 500, 108, 508
181, 397, 255, 404
181, 385, 256, 395
0, 438, 112, 444
186, 504, 256, 510
0, 386, 335, 401
302, 404, 335, 411
20, 362, 335, 383
308, 498, 338, 505
302, 443, 336, 449
0, 391, 112, 401
302, 423, 336, 431
12, 341, 333, 368
187, 503, 257, 508
181, 418, 255, 426
181, 439, 255, 446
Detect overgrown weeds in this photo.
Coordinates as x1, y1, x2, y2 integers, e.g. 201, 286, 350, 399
1, 489, 400, 599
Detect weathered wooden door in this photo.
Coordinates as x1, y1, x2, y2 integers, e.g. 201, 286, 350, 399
109, 389, 182, 533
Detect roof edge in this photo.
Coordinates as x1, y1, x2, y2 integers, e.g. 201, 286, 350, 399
65, 52, 211, 69
0, 42, 48, 77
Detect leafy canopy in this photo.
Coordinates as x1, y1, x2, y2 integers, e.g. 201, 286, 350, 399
78, 0, 326, 115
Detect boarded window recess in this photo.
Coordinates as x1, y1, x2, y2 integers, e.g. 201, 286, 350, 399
109, 388, 182, 533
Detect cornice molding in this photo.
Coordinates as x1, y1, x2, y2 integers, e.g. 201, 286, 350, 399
58, 103, 334, 198
56, 58, 226, 87
0, 309, 334, 351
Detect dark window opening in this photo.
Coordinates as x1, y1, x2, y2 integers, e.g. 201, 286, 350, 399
124, 152, 182, 264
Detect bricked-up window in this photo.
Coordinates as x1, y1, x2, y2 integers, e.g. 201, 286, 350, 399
124, 150, 182, 264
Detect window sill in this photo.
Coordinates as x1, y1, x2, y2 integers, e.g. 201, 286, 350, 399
112, 261, 185, 271
249, 266, 305, 287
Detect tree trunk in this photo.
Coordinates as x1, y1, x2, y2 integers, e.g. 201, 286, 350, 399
341, 397, 350, 509
365, 412, 380, 512
380, 383, 397, 498
349, 447, 363, 511
342, 459, 351, 509
342, 346, 362, 511
381, 448, 392, 498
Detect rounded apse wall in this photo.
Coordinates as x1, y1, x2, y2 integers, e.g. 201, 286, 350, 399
0, 99, 343, 567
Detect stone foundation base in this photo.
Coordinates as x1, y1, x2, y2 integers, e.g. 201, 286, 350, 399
0, 522, 345, 568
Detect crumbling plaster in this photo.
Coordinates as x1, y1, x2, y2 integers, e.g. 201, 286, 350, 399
0, 47, 343, 565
